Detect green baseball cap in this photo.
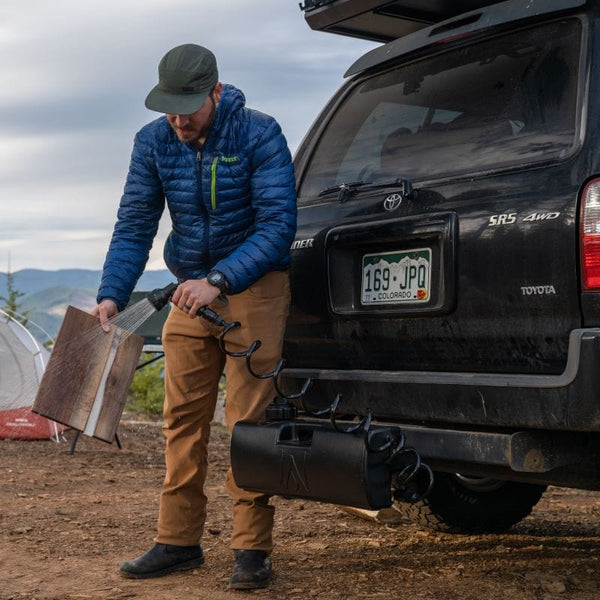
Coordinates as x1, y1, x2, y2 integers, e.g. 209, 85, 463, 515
145, 44, 219, 115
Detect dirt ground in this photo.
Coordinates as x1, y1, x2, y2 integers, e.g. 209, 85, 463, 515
2, 420, 600, 600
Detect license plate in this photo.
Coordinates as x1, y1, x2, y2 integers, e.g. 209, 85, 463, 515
361, 248, 432, 305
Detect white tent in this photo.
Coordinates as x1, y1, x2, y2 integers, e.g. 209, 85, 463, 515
0, 309, 65, 440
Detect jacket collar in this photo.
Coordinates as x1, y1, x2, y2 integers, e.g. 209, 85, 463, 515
212, 84, 246, 133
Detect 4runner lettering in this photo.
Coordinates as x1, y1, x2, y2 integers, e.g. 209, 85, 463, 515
291, 238, 314, 250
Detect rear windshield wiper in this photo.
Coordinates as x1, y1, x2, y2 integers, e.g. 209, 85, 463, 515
318, 178, 416, 202
361, 177, 417, 200
318, 181, 367, 203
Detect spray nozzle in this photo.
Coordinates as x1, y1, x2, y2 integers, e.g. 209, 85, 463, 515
147, 282, 178, 311
145, 282, 228, 328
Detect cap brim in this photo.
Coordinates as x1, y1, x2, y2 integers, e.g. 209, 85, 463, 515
144, 85, 210, 115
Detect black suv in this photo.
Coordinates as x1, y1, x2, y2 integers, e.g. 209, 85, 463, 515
233, 0, 600, 533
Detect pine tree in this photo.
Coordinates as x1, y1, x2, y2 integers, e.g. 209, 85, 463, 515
0, 262, 29, 326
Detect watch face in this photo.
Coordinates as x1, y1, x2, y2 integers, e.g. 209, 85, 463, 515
208, 271, 226, 291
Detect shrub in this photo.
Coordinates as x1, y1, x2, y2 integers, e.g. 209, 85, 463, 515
127, 353, 165, 417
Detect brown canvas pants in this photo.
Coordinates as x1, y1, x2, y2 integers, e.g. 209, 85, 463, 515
156, 271, 290, 553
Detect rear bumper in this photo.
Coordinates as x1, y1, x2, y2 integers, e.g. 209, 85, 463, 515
362, 423, 600, 488
282, 328, 600, 431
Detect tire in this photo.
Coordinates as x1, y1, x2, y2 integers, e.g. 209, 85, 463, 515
393, 472, 546, 533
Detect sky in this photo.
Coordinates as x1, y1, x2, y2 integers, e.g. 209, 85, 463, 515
0, 0, 376, 273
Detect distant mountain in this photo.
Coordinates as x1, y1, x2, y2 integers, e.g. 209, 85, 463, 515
0, 269, 173, 340
21, 287, 98, 343
0, 269, 173, 297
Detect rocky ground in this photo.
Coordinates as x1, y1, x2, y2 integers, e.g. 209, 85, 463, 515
2, 420, 600, 600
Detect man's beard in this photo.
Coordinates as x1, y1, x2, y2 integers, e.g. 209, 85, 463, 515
173, 98, 217, 145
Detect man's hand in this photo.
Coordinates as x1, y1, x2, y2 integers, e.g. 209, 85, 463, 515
91, 299, 119, 332
171, 278, 221, 318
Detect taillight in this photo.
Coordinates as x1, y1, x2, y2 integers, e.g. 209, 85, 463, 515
580, 178, 600, 290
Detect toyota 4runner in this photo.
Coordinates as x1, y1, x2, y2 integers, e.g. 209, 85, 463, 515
232, 0, 600, 533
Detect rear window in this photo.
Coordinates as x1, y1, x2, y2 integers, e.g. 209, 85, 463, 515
299, 19, 582, 199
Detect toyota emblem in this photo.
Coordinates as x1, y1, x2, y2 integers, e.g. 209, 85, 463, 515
383, 193, 403, 212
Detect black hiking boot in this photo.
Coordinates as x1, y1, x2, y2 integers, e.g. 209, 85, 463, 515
228, 549, 272, 590
119, 543, 203, 579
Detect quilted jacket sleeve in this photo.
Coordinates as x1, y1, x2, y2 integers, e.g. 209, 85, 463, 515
212, 118, 297, 293
97, 129, 165, 310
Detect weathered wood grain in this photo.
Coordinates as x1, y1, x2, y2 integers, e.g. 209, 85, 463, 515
32, 306, 144, 443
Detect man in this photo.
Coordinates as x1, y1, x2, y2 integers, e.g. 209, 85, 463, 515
93, 43, 297, 590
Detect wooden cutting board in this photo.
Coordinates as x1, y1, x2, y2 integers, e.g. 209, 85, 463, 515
32, 306, 144, 443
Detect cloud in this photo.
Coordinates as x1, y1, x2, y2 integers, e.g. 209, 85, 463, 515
0, 0, 377, 271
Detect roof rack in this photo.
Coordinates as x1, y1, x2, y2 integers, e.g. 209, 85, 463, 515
299, 0, 500, 43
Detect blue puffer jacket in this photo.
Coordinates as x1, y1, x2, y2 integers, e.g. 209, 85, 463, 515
97, 84, 297, 310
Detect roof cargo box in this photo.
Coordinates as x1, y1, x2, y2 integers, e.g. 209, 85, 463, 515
300, 0, 500, 42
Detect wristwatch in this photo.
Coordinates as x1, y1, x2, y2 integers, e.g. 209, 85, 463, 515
206, 270, 228, 294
